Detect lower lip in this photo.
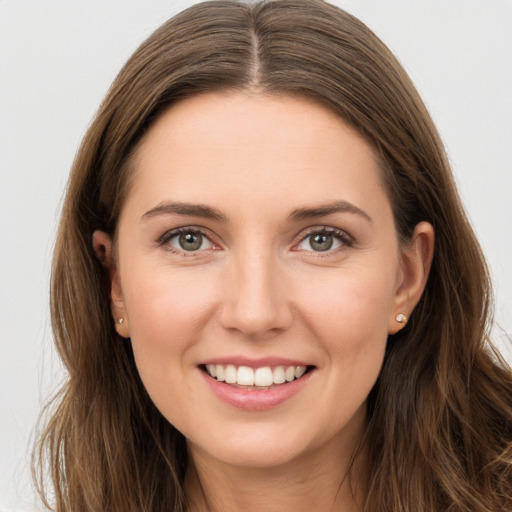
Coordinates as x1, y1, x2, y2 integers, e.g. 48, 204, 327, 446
200, 369, 314, 411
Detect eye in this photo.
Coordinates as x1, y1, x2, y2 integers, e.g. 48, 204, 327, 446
163, 228, 214, 252
296, 228, 353, 253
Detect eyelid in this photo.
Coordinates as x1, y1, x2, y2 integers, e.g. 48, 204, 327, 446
158, 226, 220, 254
156, 224, 353, 256
292, 226, 354, 253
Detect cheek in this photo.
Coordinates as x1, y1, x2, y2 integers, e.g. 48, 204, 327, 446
301, 267, 395, 343
122, 265, 220, 372
120, 266, 225, 427
298, 268, 394, 393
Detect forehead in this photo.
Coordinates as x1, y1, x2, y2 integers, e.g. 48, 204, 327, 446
123, 92, 388, 220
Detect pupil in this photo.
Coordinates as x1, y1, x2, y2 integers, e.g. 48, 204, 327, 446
179, 232, 202, 251
311, 233, 333, 251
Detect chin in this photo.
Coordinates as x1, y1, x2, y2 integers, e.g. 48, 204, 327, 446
185, 413, 360, 472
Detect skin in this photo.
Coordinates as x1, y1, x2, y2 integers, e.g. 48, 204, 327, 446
94, 92, 434, 511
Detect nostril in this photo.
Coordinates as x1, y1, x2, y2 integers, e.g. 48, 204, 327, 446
219, 303, 294, 337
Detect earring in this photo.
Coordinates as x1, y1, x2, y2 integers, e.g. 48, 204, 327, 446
118, 318, 124, 325
395, 313, 408, 324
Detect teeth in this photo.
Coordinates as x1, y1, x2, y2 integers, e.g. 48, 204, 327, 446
255, 367, 273, 386
295, 366, 306, 379
237, 366, 255, 386
225, 364, 237, 384
205, 364, 308, 387
273, 366, 286, 384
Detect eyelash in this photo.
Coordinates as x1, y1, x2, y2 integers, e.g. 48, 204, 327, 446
294, 227, 354, 255
157, 226, 354, 256
157, 227, 217, 256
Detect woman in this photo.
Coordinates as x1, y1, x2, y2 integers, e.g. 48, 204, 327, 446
34, 1, 512, 510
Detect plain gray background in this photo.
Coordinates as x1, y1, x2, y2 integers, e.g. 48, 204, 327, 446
1, 1, 511, 510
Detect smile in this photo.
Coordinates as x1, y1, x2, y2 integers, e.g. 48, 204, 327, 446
204, 364, 308, 389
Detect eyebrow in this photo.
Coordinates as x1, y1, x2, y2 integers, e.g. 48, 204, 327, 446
142, 201, 227, 222
141, 199, 372, 224
288, 200, 372, 223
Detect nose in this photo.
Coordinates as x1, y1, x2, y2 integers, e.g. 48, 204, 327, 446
219, 250, 293, 338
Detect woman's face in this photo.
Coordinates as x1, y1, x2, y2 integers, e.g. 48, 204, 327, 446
105, 92, 428, 470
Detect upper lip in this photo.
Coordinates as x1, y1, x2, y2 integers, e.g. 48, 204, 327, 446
199, 356, 313, 368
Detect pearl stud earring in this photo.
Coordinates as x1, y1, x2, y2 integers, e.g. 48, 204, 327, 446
395, 313, 407, 324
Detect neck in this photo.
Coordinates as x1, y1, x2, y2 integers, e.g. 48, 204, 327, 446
185, 420, 365, 512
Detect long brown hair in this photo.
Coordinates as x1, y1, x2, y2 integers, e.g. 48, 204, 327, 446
35, 1, 512, 510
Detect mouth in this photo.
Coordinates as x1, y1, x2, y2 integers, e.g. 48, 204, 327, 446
200, 363, 314, 390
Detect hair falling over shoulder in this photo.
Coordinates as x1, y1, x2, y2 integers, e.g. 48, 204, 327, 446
34, 1, 512, 510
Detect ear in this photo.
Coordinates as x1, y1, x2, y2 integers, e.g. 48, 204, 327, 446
93, 230, 130, 338
388, 221, 435, 334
